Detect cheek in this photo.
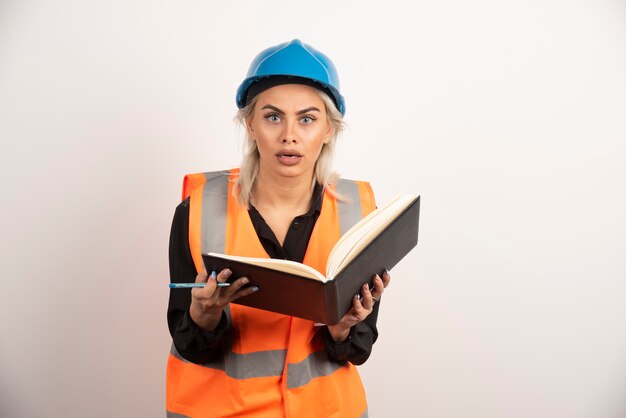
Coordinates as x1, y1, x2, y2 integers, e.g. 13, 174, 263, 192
307, 138, 327, 160
305, 123, 329, 141
255, 124, 283, 143
255, 138, 274, 156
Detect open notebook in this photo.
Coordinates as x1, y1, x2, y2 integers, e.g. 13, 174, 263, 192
202, 194, 420, 324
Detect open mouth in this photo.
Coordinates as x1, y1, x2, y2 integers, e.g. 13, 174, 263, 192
276, 150, 303, 158
276, 150, 303, 165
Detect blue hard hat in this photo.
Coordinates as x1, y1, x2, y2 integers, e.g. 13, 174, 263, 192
236, 39, 345, 116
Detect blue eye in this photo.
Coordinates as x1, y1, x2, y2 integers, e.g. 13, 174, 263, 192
266, 114, 281, 123
301, 116, 314, 124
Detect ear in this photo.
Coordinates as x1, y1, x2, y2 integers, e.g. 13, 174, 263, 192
247, 120, 256, 140
323, 125, 333, 144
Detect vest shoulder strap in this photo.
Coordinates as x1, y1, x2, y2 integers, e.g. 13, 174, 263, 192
181, 169, 237, 201
182, 170, 374, 207
334, 178, 376, 234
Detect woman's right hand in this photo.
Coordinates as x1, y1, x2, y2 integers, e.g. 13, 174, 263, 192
189, 269, 258, 331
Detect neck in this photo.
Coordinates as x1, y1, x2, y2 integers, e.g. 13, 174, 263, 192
252, 170, 315, 211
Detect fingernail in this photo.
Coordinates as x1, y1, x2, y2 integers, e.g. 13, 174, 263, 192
363, 284, 369, 290
242, 277, 249, 284
210, 271, 217, 280
355, 294, 361, 301
250, 286, 259, 292
385, 269, 390, 276
223, 269, 232, 278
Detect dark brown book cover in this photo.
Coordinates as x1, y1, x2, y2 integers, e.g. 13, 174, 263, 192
202, 196, 420, 324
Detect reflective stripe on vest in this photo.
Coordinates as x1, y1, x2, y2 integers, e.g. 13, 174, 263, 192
170, 339, 347, 387
171, 343, 286, 380
335, 178, 363, 236
166, 412, 190, 418
286, 349, 345, 389
167, 168, 375, 418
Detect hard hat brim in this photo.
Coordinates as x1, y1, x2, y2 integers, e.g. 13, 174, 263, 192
237, 75, 345, 115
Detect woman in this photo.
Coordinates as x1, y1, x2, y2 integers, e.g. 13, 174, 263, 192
166, 39, 391, 418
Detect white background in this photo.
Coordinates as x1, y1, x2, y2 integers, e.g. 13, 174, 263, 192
1, 1, 625, 417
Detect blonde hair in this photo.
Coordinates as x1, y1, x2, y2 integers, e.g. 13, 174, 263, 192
233, 88, 345, 207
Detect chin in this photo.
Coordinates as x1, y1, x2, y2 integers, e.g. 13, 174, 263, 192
275, 165, 314, 180
277, 168, 306, 178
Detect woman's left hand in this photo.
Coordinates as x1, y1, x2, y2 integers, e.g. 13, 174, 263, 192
327, 270, 391, 343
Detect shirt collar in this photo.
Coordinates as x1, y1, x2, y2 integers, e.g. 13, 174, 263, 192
249, 182, 323, 219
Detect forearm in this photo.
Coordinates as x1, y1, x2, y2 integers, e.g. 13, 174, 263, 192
167, 270, 231, 364
167, 199, 230, 364
168, 304, 229, 364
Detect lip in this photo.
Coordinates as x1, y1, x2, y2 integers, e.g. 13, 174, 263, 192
275, 149, 303, 157
276, 149, 303, 166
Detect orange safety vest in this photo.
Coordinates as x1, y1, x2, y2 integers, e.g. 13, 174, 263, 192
166, 169, 376, 418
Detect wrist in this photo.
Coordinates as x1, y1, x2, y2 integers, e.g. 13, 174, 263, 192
189, 304, 222, 331
328, 325, 350, 343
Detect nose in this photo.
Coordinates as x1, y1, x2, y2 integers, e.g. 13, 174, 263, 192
282, 119, 297, 144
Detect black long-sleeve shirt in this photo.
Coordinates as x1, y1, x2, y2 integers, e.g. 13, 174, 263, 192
167, 184, 379, 365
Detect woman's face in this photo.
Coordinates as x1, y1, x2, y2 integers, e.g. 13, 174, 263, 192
247, 83, 332, 182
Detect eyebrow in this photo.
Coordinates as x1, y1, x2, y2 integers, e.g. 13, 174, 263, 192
260, 105, 321, 115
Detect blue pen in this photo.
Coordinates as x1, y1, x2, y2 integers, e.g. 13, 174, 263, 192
169, 283, 231, 288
